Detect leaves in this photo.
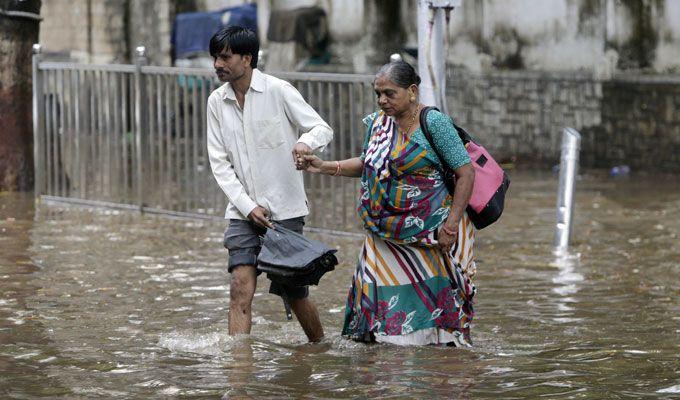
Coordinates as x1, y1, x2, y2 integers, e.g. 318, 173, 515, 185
403, 311, 416, 326
388, 295, 399, 310
404, 216, 424, 229
430, 308, 443, 320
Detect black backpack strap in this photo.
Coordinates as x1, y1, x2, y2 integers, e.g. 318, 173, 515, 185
452, 122, 473, 144
420, 106, 473, 144
419, 106, 449, 171
419, 106, 457, 195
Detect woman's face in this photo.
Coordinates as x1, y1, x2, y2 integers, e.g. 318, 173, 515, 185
373, 75, 414, 117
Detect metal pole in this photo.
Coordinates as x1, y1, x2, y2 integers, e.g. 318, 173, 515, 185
417, 0, 458, 109
554, 127, 581, 249
134, 46, 147, 210
31, 44, 43, 196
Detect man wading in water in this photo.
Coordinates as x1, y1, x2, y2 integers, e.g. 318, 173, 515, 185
206, 26, 332, 342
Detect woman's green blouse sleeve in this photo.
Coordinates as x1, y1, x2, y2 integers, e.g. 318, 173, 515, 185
427, 110, 470, 169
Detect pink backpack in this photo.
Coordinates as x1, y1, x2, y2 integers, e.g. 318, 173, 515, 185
420, 107, 510, 229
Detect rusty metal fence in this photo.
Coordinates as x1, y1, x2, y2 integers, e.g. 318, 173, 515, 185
32, 45, 375, 234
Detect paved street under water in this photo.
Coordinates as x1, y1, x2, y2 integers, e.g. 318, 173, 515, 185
1, 171, 678, 399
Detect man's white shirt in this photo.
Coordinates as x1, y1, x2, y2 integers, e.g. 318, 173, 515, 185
207, 69, 333, 220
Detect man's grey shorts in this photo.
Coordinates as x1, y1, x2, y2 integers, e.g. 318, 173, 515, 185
223, 217, 308, 300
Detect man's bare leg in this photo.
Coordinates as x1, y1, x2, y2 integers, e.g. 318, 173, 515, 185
289, 297, 324, 342
228, 265, 257, 335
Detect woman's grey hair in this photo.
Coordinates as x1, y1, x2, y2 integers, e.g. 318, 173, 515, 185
375, 61, 421, 88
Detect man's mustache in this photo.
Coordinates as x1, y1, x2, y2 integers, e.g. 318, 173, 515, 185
215, 69, 227, 74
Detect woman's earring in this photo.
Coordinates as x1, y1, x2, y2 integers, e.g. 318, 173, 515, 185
410, 96, 415, 102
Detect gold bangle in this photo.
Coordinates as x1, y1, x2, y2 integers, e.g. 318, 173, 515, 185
333, 160, 341, 176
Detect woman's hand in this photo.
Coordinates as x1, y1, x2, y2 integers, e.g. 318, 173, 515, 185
437, 218, 459, 253
302, 154, 325, 174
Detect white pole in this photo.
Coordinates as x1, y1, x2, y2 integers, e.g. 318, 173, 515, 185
554, 128, 581, 250
417, 0, 459, 109
417, 0, 442, 108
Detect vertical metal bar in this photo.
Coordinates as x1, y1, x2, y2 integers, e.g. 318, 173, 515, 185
74, 68, 83, 198
111, 71, 120, 201
199, 76, 208, 214
339, 82, 347, 229
31, 45, 44, 196
56, 69, 64, 197
173, 74, 181, 211
164, 74, 173, 202
147, 73, 156, 204
182, 75, 190, 212
191, 75, 199, 213
45, 70, 53, 196
64, 68, 73, 197
57, 69, 68, 197
156, 74, 164, 193
554, 128, 581, 250
46, 69, 55, 196
348, 82, 357, 229
87, 70, 96, 199
95, 69, 104, 199
328, 81, 336, 230
50, 70, 59, 197
134, 46, 147, 209
120, 72, 129, 203
305, 81, 315, 226
102, 70, 111, 198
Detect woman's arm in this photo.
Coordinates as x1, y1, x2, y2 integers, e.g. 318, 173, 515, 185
437, 163, 474, 250
424, 111, 475, 250
303, 155, 364, 177
447, 163, 475, 226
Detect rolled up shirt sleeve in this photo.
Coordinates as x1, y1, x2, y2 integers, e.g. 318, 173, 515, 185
206, 96, 257, 218
281, 83, 333, 152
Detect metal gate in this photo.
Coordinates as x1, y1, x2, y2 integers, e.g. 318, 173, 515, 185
32, 45, 375, 234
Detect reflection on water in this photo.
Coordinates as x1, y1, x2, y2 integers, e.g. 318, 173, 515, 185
1, 172, 679, 398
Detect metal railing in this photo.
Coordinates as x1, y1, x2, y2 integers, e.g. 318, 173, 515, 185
32, 45, 376, 233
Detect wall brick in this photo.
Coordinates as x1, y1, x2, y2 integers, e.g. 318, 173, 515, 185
447, 67, 680, 171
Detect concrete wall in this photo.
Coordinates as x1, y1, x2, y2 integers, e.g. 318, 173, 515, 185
128, 0, 173, 65
244, 0, 680, 74
40, 0, 127, 63
39, 0, 680, 72
447, 68, 680, 171
445, 0, 680, 74
39, 0, 172, 65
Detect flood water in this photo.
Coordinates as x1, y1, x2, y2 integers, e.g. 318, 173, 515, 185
1, 171, 679, 399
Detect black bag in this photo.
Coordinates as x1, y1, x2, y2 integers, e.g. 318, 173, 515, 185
257, 224, 338, 287
420, 107, 510, 230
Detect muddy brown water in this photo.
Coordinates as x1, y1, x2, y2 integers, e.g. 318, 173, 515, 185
1, 171, 678, 399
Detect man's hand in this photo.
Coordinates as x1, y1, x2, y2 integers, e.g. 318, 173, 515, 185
292, 143, 313, 170
248, 206, 274, 229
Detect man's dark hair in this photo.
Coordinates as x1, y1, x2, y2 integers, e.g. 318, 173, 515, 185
209, 26, 259, 68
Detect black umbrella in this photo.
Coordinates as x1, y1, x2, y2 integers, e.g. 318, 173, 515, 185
258, 224, 338, 288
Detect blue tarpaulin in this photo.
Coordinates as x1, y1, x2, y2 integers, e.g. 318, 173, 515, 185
171, 3, 257, 60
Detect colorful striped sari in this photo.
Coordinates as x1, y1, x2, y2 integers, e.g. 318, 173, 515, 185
343, 111, 476, 346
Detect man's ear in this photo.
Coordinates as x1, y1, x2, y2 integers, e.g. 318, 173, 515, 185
243, 54, 252, 67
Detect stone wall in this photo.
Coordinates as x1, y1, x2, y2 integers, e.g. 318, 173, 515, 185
447, 69, 680, 172
585, 76, 680, 171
